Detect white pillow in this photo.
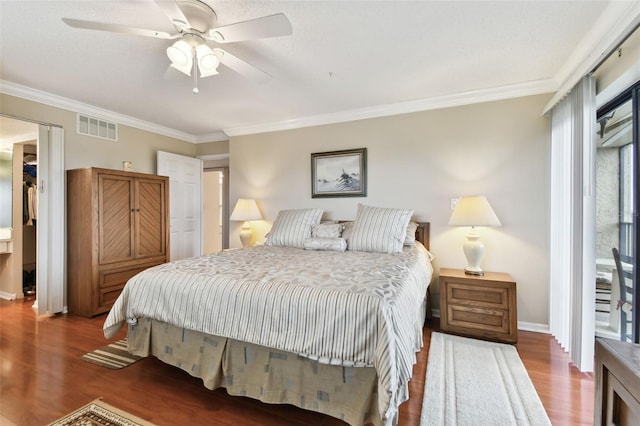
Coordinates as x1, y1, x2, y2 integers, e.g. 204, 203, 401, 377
303, 237, 347, 252
266, 208, 323, 248
348, 204, 413, 253
404, 221, 418, 246
311, 223, 343, 238
341, 221, 354, 243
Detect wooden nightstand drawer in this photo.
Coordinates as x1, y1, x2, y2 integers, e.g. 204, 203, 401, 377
439, 268, 517, 343
447, 304, 510, 334
447, 282, 510, 310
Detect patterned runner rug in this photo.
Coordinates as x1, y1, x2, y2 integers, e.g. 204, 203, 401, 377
81, 339, 143, 369
420, 332, 551, 426
47, 399, 156, 426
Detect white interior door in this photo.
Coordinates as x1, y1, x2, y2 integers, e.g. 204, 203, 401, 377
35, 125, 64, 315
157, 151, 202, 261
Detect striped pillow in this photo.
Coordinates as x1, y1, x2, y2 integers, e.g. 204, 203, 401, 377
266, 208, 323, 248
348, 204, 413, 253
303, 237, 347, 252
311, 223, 344, 238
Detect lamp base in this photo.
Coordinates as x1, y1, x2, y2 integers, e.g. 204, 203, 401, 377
238, 222, 253, 248
462, 228, 485, 277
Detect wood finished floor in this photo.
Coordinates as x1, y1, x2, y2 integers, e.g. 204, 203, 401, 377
0, 298, 594, 425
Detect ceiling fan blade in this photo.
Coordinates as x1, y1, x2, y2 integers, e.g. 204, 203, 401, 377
62, 18, 179, 39
153, 0, 191, 29
207, 13, 292, 43
214, 48, 270, 83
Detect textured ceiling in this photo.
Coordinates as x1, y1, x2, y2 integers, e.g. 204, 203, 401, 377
0, 1, 631, 141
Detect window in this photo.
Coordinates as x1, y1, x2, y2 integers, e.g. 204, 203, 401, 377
596, 81, 639, 343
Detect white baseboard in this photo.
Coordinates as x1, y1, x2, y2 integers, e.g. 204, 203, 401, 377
431, 309, 550, 334
517, 321, 550, 334
0, 291, 17, 301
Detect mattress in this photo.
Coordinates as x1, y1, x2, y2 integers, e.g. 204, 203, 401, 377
104, 243, 433, 422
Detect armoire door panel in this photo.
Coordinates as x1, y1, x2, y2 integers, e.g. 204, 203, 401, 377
98, 174, 134, 264
136, 179, 167, 258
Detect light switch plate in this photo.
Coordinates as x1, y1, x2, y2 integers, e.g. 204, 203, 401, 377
450, 197, 459, 210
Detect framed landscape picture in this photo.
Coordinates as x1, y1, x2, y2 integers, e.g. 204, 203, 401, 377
311, 148, 367, 198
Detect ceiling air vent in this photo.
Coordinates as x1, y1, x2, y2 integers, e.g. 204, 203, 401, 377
77, 114, 118, 141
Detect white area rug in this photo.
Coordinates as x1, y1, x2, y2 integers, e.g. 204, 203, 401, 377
420, 332, 551, 426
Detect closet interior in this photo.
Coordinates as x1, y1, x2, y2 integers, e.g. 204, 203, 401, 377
22, 144, 37, 297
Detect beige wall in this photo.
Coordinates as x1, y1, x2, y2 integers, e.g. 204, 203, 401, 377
0, 94, 196, 174
1, 90, 552, 326
0, 93, 200, 297
230, 94, 552, 328
196, 140, 229, 157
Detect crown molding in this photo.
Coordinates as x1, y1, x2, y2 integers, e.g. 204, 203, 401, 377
2, 76, 557, 142
0, 80, 199, 143
224, 78, 557, 137
198, 153, 230, 161
543, 0, 640, 114
194, 131, 229, 143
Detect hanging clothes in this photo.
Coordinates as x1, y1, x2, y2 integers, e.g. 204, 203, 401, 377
23, 182, 29, 224
27, 184, 37, 225
23, 181, 37, 226
23, 163, 37, 178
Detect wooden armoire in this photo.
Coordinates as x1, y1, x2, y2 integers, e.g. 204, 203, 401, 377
67, 167, 169, 317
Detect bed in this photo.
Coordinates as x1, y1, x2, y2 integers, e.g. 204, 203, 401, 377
103, 205, 434, 426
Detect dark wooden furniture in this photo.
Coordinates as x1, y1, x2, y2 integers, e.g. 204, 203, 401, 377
594, 338, 640, 425
67, 167, 169, 317
439, 268, 517, 343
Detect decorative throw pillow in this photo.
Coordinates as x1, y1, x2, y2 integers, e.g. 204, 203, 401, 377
311, 223, 343, 238
348, 204, 413, 254
265, 208, 323, 248
404, 222, 418, 246
341, 221, 354, 243
303, 237, 347, 252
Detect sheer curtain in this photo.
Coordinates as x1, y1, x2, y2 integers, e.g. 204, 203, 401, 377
549, 75, 596, 372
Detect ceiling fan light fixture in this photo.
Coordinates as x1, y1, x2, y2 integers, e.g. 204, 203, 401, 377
167, 40, 193, 75
209, 30, 224, 43
196, 44, 220, 77
172, 19, 190, 31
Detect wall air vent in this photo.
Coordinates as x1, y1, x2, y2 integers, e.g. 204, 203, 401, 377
77, 114, 118, 141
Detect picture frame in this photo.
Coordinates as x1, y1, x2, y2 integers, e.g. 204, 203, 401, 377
311, 148, 367, 198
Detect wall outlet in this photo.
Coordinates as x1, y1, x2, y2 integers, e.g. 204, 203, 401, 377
450, 197, 459, 210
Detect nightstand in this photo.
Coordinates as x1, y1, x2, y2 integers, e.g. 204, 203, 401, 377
439, 268, 517, 343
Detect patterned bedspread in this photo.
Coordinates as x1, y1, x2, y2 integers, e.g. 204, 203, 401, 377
103, 243, 433, 421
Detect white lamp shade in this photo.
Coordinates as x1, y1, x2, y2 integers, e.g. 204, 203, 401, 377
448, 196, 501, 227
196, 44, 220, 77
230, 199, 262, 222
167, 40, 193, 76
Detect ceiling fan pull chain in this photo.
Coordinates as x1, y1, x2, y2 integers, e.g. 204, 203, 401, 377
192, 51, 199, 94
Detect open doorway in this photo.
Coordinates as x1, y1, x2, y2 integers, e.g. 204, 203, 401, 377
0, 117, 38, 302
0, 115, 65, 315
203, 167, 228, 253
595, 85, 637, 342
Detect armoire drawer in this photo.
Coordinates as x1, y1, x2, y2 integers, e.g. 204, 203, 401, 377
98, 262, 162, 289
99, 285, 124, 311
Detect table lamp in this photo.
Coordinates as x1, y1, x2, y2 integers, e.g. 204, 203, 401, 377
448, 195, 501, 276
230, 198, 262, 248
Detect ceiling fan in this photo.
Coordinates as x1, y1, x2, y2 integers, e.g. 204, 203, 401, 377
62, 0, 292, 93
